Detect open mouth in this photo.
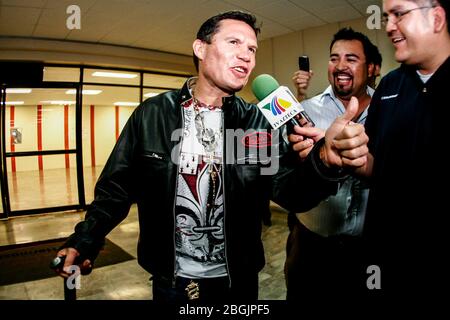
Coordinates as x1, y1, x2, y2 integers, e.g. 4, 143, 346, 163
335, 73, 353, 86
232, 66, 248, 76
391, 35, 406, 45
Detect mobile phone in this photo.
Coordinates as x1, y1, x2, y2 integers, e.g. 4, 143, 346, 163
298, 55, 310, 72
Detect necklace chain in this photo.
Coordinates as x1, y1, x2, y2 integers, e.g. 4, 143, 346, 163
192, 97, 222, 157
191, 94, 222, 212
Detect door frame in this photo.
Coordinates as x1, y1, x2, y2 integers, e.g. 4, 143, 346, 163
0, 82, 86, 218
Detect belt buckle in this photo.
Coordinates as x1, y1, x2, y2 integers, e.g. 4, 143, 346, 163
185, 279, 200, 300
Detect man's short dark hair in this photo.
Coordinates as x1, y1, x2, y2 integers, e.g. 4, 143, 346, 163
330, 27, 378, 65
370, 42, 382, 68
193, 11, 260, 72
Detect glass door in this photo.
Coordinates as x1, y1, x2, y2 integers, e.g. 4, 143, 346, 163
1, 84, 85, 217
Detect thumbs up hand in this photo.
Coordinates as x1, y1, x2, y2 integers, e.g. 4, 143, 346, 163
321, 97, 369, 168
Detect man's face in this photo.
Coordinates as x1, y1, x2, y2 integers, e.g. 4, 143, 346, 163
383, 0, 436, 65
195, 19, 257, 95
328, 39, 370, 100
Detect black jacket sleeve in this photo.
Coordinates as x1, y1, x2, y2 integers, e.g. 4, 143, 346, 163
62, 105, 143, 261
272, 131, 344, 213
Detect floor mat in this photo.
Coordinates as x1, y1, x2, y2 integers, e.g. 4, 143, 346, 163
0, 238, 135, 286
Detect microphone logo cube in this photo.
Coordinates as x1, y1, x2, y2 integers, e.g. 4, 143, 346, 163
257, 86, 303, 129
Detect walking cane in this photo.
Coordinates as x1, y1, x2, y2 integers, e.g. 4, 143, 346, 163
50, 256, 77, 301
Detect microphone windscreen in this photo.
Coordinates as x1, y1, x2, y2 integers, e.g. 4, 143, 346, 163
251, 74, 279, 101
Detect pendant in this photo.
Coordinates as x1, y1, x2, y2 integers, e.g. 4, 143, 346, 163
185, 280, 200, 300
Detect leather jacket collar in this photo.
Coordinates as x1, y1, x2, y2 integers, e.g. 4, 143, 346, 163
179, 77, 236, 114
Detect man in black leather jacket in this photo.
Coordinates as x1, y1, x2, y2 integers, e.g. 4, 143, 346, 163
53, 10, 369, 302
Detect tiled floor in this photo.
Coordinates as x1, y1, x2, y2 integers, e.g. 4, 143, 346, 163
0, 203, 289, 300
3, 166, 101, 213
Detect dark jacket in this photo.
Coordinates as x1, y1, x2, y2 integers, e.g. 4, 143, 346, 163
64, 80, 338, 285
363, 57, 449, 293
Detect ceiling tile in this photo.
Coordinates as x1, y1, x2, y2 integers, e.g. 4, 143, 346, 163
347, 0, 383, 15
0, 6, 41, 26
283, 15, 324, 31
252, 0, 313, 25
0, 0, 381, 56
289, 0, 349, 12
1, 0, 46, 7
255, 18, 293, 39
318, 6, 362, 23
40, 7, 69, 24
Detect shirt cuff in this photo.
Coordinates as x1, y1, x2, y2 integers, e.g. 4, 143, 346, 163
309, 138, 348, 182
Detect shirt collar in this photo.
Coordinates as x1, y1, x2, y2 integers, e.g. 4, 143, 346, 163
320, 85, 374, 101
319, 85, 373, 124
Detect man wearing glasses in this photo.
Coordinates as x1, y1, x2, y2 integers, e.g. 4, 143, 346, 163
361, 0, 449, 297
290, 0, 448, 299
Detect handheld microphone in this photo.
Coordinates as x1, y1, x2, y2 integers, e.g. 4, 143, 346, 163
50, 255, 66, 269
251, 74, 314, 130
49, 255, 77, 301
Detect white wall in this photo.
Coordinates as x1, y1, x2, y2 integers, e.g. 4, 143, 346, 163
6, 103, 134, 172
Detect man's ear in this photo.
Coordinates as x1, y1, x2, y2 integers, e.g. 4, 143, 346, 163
374, 64, 381, 77
433, 5, 447, 33
367, 62, 375, 78
193, 39, 206, 62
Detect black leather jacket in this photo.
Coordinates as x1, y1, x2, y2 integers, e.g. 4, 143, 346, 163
65, 80, 338, 285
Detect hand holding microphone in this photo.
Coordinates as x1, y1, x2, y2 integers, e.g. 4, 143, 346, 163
251, 74, 368, 170
289, 97, 368, 168
251, 74, 314, 130
289, 126, 324, 160
50, 247, 91, 301
50, 247, 92, 277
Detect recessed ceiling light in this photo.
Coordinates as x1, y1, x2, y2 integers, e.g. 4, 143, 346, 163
92, 71, 137, 79
5, 101, 24, 105
40, 100, 76, 105
114, 102, 139, 106
65, 89, 102, 95
6, 89, 32, 94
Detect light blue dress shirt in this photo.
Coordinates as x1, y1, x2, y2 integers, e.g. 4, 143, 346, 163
296, 85, 374, 237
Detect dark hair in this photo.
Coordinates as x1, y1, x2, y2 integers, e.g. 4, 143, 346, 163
330, 27, 378, 65
193, 11, 260, 71
370, 42, 382, 68
368, 42, 382, 88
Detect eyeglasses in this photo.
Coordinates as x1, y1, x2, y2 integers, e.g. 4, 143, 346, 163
381, 6, 436, 26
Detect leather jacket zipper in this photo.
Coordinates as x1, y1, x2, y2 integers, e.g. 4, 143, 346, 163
171, 105, 185, 288
221, 113, 232, 289
143, 152, 164, 160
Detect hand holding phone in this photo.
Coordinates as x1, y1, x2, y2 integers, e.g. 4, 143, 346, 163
293, 55, 314, 127
294, 56, 311, 100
